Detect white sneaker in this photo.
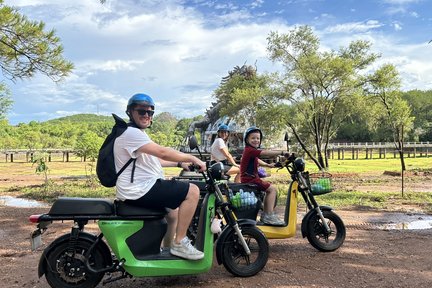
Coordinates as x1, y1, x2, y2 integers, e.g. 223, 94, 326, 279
170, 237, 204, 260
261, 212, 284, 226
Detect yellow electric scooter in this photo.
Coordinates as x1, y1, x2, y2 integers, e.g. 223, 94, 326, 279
254, 153, 345, 251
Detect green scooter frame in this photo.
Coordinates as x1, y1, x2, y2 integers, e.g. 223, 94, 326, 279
98, 193, 216, 277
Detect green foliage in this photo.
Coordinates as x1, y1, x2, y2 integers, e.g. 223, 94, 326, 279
0, 0, 73, 125
0, 113, 194, 151
0, 83, 12, 119
74, 131, 103, 161
402, 90, 432, 141
19, 180, 115, 203
31, 153, 50, 191
214, 66, 286, 143
0, 1, 73, 82
266, 25, 380, 169
149, 112, 184, 146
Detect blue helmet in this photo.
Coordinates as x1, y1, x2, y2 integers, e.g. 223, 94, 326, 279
244, 126, 263, 146
217, 124, 230, 132
127, 93, 155, 110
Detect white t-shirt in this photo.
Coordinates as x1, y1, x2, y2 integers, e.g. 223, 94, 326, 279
113, 127, 164, 201
210, 138, 227, 161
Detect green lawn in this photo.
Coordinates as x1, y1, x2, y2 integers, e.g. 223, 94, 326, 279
1, 157, 431, 213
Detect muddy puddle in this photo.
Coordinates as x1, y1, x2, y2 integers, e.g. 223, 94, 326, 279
0, 195, 48, 208
381, 218, 432, 230
339, 210, 432, 231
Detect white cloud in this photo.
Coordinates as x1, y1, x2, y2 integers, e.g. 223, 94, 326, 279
325, 20, 383, 33
392, 22, 402, 30
383, 0, 421, 4
3, 0, 432, 124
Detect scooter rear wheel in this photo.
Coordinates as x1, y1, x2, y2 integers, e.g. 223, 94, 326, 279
221, 226, 269, 277
306, 210, 346, 252
44, 239, 107, 288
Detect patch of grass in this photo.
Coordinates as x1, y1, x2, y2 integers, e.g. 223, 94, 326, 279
326, 158, 431, 173
15, 180, 115, 203
1, 157, 431, 213
277, 190, 432, 214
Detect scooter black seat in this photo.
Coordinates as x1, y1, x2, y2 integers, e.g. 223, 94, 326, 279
48, 197, 114, 216
115, 200, 168, 217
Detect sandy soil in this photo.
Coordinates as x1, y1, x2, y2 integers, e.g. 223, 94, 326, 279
0, 206, 431, 288
1, 170, 431, 288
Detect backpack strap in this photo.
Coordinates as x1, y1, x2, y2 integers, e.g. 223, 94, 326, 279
130, 159, 137, 183
114, 120, 140, 183
116, 157, 136, 178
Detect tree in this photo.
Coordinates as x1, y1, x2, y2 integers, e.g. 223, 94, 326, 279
0, 0, 73, 123
402, 90, 432, 141
75, 132, 103, 162
0, 1, 73, 82
365, 64, 414, 174
0, 83, 12, 119
213, 65, 286, 145
32, 153, 50, 191
266, 25, 379, 169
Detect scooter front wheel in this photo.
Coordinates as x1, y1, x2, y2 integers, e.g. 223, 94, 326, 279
44, 239, 107, 288
306, 210, 346, 252
221, 226, 269, 277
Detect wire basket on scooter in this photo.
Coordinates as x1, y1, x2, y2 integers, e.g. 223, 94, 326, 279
307, 172, 333, 195
228, 189, 261, 219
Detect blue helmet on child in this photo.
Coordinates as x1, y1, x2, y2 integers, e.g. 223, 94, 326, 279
127, 93, 155, 110
244, 126, 263, 146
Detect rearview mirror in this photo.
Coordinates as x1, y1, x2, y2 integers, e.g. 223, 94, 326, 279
189, 135, 199, 150
284, 132, 290, 142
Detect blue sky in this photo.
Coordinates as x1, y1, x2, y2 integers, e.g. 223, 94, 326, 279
3, 0, 432, 125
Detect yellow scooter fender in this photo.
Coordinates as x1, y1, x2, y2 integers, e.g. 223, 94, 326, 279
215, 218, 256, 265
300, 206, 333, 238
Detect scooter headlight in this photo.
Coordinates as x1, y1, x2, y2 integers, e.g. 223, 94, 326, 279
209, 162, 224, 180
294, 158, 305, 172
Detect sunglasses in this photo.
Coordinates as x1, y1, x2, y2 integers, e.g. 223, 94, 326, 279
134, 109, 155, 117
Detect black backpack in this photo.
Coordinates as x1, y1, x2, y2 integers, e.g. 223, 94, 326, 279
96, 114, 137, 187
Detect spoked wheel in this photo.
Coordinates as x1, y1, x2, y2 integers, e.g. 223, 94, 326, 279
44, 239, 108, 288
221, 226, 269, 277
306, 210, 346, 252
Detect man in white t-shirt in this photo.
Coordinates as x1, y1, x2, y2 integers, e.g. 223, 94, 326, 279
113, 93, 205, 260
210, 124, 240, 182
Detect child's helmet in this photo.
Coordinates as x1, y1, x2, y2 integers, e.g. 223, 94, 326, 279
244, 126, 263, 146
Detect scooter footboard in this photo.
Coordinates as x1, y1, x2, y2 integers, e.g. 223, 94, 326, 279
99, 218, 167, 261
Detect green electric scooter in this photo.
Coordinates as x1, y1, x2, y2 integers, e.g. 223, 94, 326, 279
29, 137, 269, 288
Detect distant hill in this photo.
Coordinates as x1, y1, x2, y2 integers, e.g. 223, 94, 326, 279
44, 112, 178, 125
44, 113, 117, 124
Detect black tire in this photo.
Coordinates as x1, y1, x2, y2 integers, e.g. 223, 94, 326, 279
221, 226, 269, 277
44, 239, 108, 288
306, 210, 346, 252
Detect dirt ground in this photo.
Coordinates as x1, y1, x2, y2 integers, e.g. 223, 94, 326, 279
1, 171, 432, 288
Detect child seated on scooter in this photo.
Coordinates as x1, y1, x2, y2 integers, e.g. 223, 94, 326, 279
240, 126, 285, 225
